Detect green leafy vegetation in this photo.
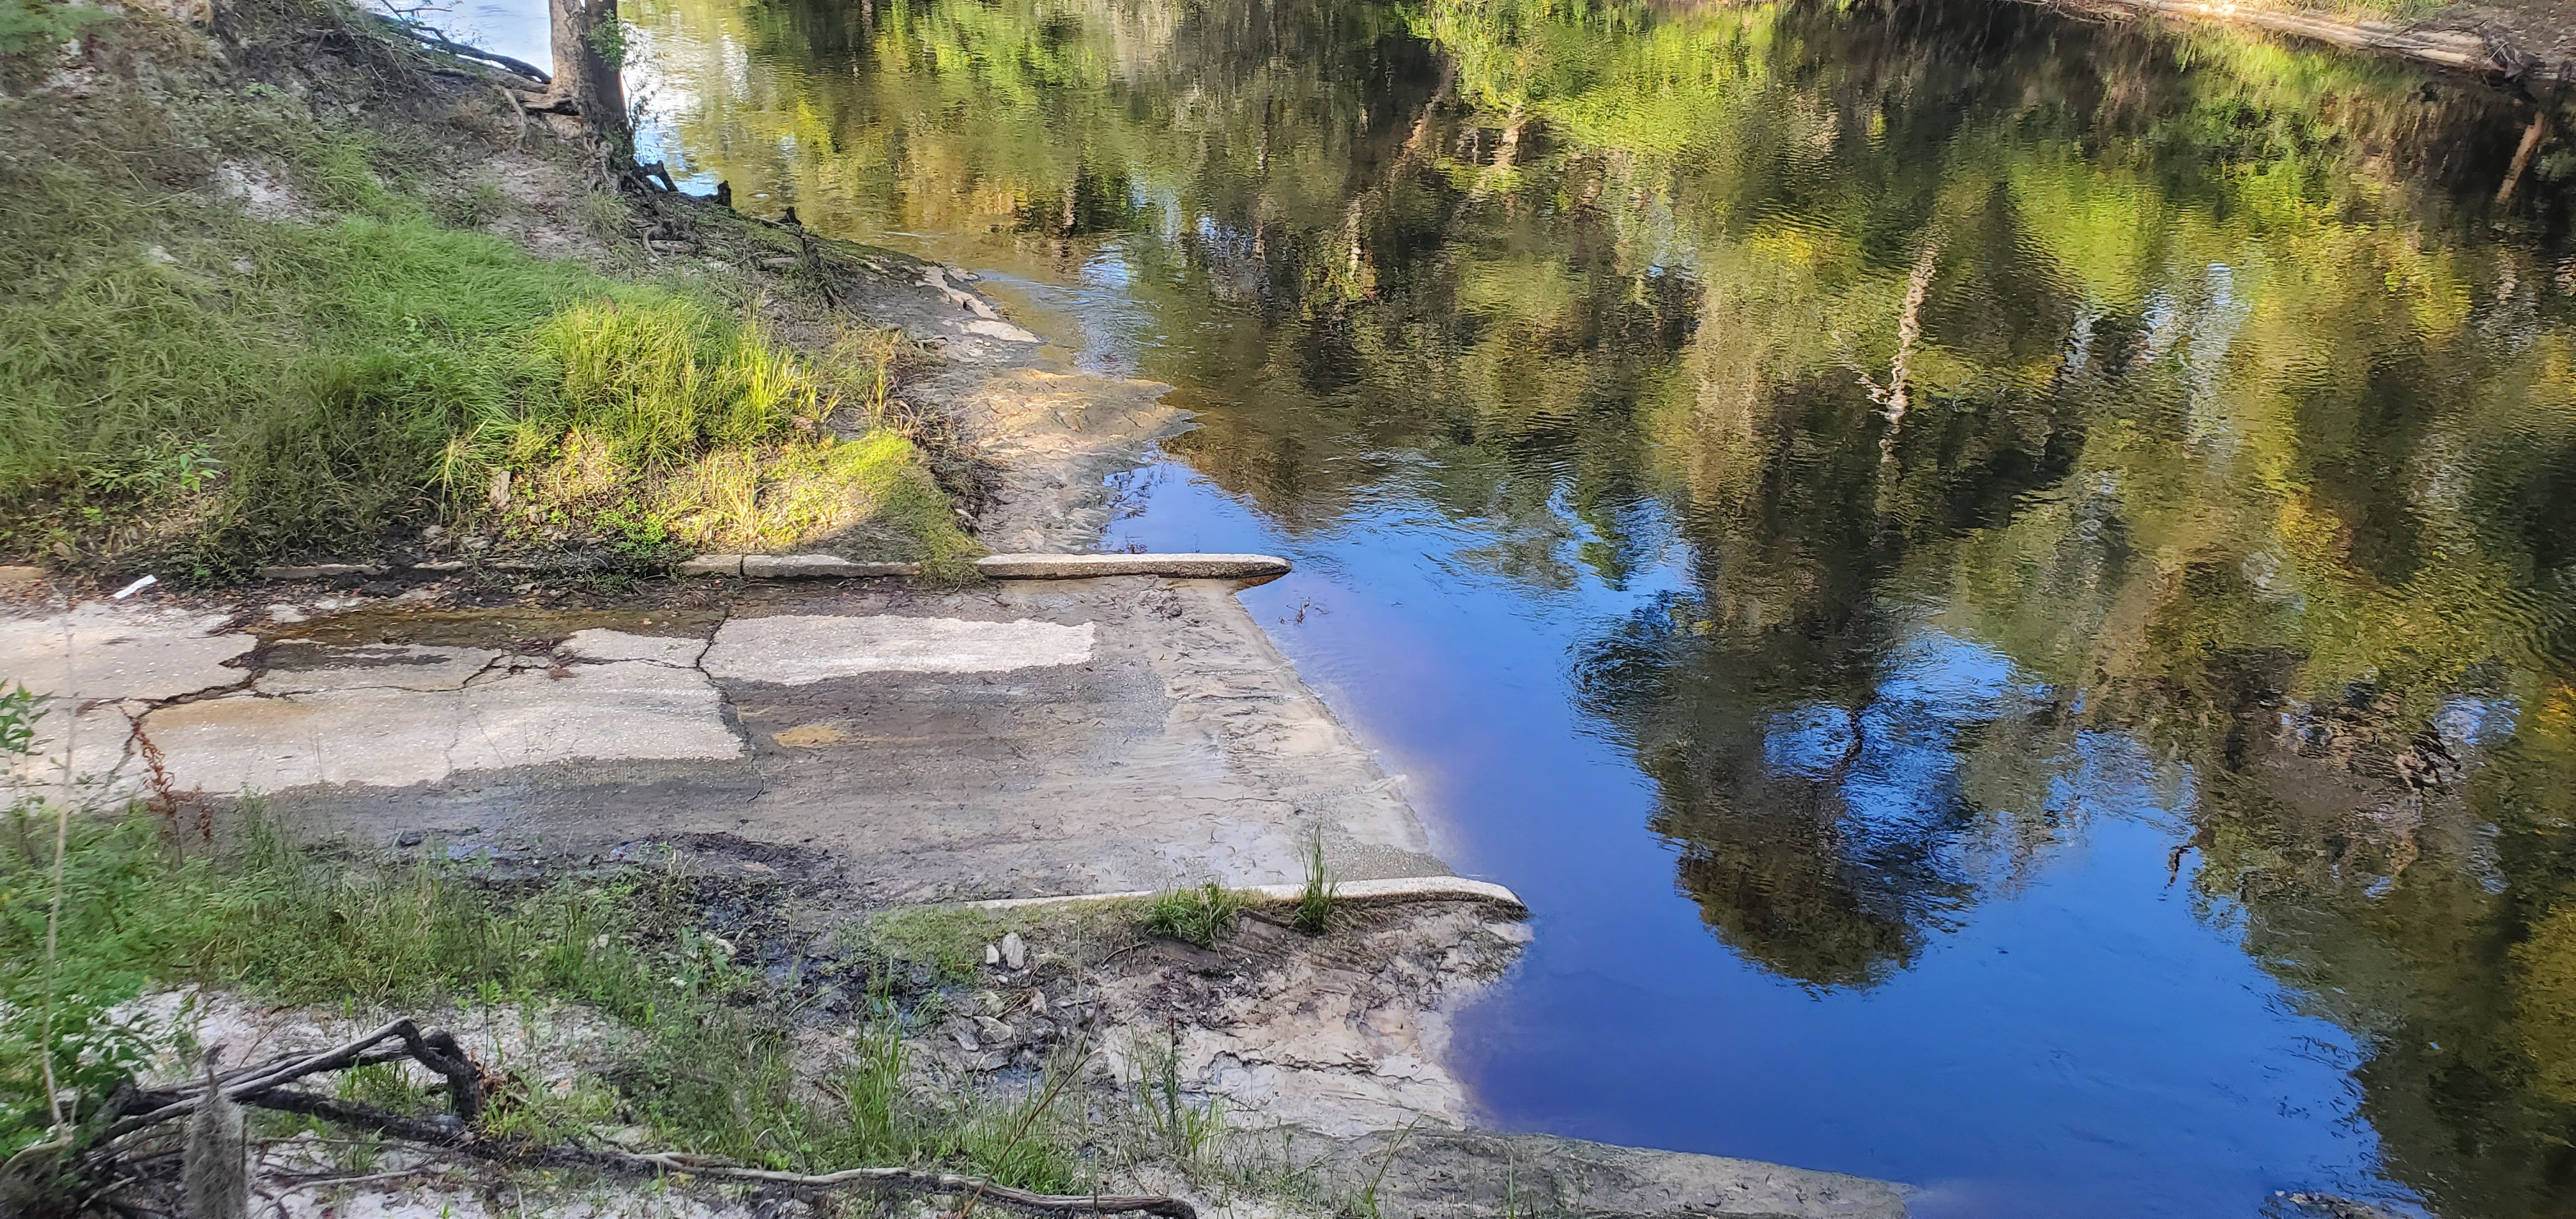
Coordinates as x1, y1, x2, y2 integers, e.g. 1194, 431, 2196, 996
0, 678, 1060, 1177
0, 0, 977, 579
1141, 882, 1248, 947
0, 0, 110, 55
0, 804, 1085, 1187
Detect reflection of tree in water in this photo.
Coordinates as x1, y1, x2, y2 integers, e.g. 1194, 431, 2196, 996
629, 0, 2576, 1208
1579, 591, 1974, 988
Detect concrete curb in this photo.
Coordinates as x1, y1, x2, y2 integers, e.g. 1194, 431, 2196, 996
675, 551, 1296, 580
974, 553, 1291, 579
964, 875, 1528, 916
742, 554, 920, 578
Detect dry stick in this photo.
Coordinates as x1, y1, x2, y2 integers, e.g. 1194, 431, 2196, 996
128, 1088, 1195, 1219
94, 1031, 1195, 1219
40, 605, 77, 1130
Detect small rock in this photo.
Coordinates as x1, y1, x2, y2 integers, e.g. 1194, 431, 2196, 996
1000, 931, 1026, 970
605, 1125, 654, 1147
951, 1024, 980, 1052
972, 1015, 1015, 1045
1029, 989, 1046, 1013
395, 829, 425, 847
985, 942, 1001, 967
1014, 1047, 1041, 1070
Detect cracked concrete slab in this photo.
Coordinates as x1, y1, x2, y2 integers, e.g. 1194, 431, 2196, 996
4, 579, 1441, 903
141, 659, 744, 795
0, 603, 254, 700
254, 643, 499, 694
558, 627, 705, 666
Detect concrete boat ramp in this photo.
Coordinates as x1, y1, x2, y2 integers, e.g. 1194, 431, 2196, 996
2, 571, 1438, 903
0, 564, 1914, 1218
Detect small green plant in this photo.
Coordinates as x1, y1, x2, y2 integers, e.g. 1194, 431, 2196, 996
1128, 1030, 1224, 1165
1293, 828, 1338, 934
0, 0, 111, 57
1351, 1117, 1421, 1219
1142, 881, 1247, 947
0, 683, 45, 757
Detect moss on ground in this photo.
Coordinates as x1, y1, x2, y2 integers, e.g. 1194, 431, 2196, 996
0, 0, 979, 582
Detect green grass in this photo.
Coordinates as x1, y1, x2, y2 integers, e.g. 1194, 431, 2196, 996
0, 0, 111, 56
0, 805, 1077, 1188
845, 905, 1006, 986
0, 0, 977, 579
1294, 829, 1338, 934
1142, 882, 1250, 947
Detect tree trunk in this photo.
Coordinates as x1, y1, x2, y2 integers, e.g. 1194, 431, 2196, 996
549, 0, 629, 162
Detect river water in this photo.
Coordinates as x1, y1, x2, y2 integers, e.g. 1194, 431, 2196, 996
484, 0, 2576, 1213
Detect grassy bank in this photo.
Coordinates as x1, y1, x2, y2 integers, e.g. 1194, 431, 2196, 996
0, 0, 978, 581
0, 809, 1096, 1184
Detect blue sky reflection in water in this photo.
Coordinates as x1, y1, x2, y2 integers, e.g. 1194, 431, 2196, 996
579, 0, 2576, 1213
1108, 461, 2384, 1217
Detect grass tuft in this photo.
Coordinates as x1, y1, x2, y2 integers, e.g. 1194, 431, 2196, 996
1293, 829, 1338, 934
1141, 882, 1249, 947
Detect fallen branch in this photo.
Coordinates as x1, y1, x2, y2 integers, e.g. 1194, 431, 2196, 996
378, 20, 553, 86
82, 1022, 1197, 1219
99, 1019, 482, 1142
169, 1089, 1196, 1218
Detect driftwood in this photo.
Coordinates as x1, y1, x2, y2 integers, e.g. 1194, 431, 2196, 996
88, 1020, 1197, 1219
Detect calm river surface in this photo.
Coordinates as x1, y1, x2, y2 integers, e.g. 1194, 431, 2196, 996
498, 0, 2576, 1213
